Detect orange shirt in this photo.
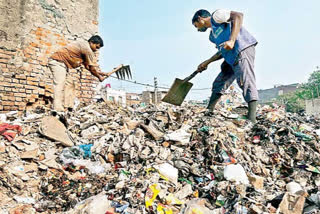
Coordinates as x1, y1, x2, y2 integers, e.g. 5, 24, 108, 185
51, 41, 96, 69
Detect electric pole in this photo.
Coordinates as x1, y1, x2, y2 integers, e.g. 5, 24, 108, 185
154, 77, 158, 105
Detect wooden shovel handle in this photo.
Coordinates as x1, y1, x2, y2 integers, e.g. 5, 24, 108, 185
183, 70, 199, 82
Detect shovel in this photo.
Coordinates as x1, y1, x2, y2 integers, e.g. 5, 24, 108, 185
161, 70, 199, 106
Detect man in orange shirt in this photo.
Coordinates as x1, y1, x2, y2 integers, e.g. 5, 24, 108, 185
48, 35, 120, 112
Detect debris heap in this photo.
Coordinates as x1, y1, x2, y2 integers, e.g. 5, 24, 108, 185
0, 101, 319, 214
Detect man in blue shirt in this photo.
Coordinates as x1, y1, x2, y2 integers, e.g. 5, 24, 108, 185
192, 9, 258, 123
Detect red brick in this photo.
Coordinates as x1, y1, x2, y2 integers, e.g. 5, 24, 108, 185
81, 94, 92, 98
12, 79, 19, 83
4, 78, 12, 82
30, 72, 39, 77
35, 31, 43, 36
1, 96, 8, 101
0, 59, 9, 63
15, 102, 25, 106
3, 106, 14, 111
1, 68, 9, 72
24, 54, 31, 58
1, 82, 12, 87
27, 81, 38, 86
10, 106, 19, 110
27, 98, 36, 103
12, 83, 23, 88
16, 74, 27, 80
3, 92, 14, 96
57, 42, 67, 46
45, 92, 53, 97
39, 88, 45, 95
28, 59, 39, 65
2, 101, 14, 106
24, 48, 35, 56
27, 77, 38, 81
0, 53, 11, 59
40, 61, 48, 66
14, 93, 27, 98
30, 94, 38, 99
25, 85, 37, 90
30, 42, 39, 48
39, 81, 45, 87
45, 49, 52, 55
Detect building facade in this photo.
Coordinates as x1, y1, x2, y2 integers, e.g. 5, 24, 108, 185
142, 91, 167, 105
101, 88, 126, 107
258, 83, 299, 103
126, 93, 141, 106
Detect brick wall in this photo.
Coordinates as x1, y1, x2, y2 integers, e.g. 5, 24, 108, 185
0, 0, 99, 112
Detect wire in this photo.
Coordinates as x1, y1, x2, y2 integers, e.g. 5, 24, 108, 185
109, 75, 212, 91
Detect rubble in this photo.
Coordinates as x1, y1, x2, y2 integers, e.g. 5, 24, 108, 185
0, 101, 319, 213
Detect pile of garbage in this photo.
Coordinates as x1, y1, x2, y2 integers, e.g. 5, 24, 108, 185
0, 100, 320, 214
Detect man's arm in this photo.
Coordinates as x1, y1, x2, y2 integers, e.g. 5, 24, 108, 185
197, 51, 223, 72
88, 65, 104, 82
224, 11, 243, 50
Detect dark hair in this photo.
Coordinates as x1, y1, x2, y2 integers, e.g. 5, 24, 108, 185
192, 9, 211, 24
88, 35, 104, 47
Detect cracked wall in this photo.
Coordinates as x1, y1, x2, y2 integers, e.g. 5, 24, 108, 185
0, 0, 99, 111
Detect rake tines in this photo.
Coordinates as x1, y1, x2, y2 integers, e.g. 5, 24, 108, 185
115, 65, 132, 80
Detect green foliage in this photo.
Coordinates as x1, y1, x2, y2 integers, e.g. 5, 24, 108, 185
277, 69, 320, 112
277, 91, 305, 113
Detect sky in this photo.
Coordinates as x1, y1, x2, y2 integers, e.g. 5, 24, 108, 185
98, 0, 320, 100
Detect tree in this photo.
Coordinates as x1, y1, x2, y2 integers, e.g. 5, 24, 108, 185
276, 67, 320, 112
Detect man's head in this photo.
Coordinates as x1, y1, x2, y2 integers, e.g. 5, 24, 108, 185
192, 9, 211, 32
88, 35, 104, 52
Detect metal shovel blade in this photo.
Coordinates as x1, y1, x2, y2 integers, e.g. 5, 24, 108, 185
161, 78, 193, 106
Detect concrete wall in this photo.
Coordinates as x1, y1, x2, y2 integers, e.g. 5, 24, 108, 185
0, 0, 99, 111
101, 88, 126, 107
126, 93, 141, 106
306, 98, 320, 116
142, 91, 167, 105
258, 84, 299, 103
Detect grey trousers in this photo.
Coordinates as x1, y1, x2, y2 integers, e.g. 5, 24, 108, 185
210, 45, 259, 103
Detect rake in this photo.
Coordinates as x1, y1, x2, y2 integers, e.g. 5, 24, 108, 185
106, 65, 132, 80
